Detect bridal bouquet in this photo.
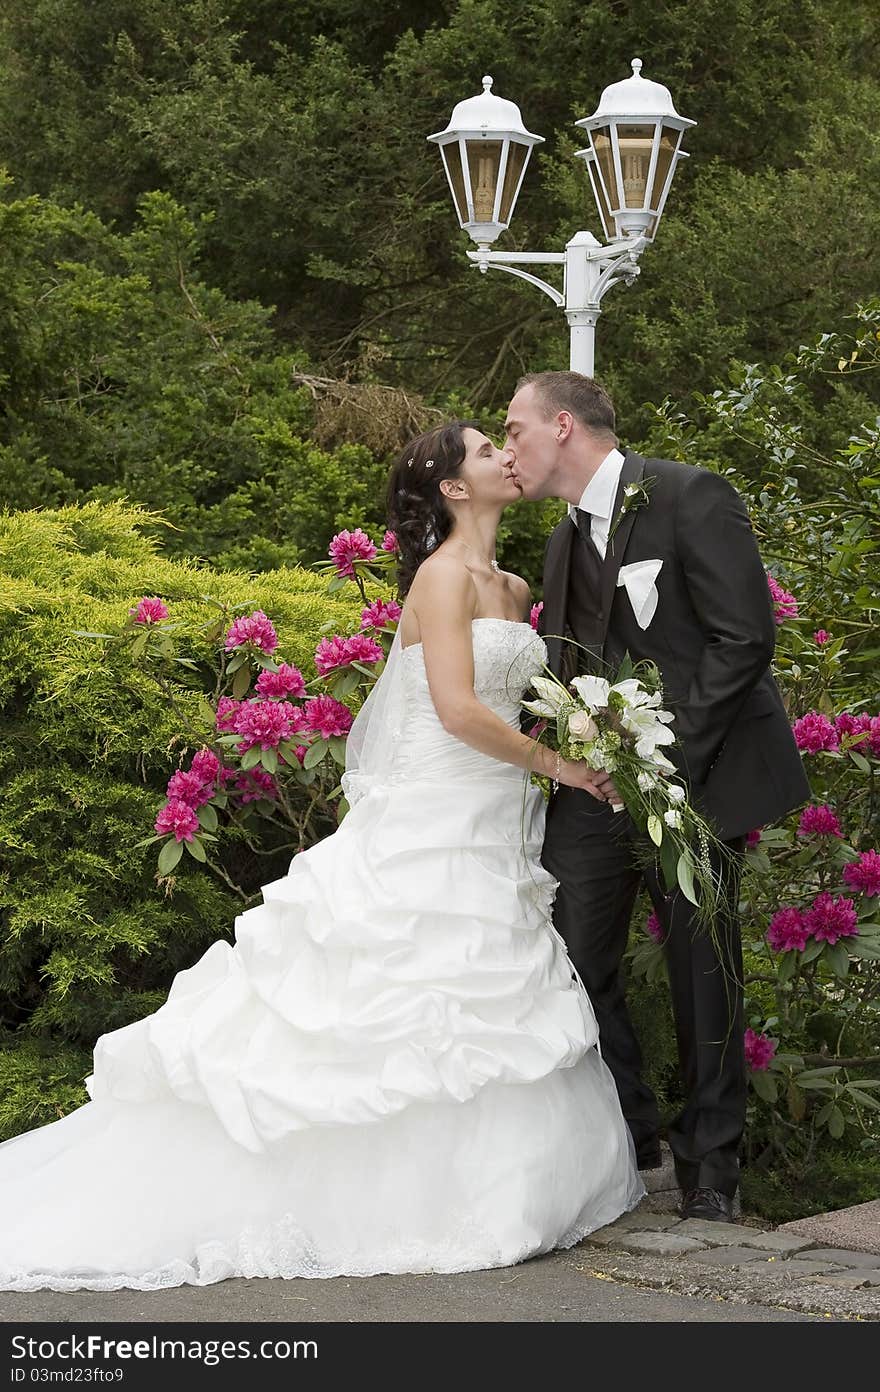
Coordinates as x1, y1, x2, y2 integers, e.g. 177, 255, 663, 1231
522, 657, 727, 923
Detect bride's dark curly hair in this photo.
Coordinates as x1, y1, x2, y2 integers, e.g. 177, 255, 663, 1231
386, 420, 477, 597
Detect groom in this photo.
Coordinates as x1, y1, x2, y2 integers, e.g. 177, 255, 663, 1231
504, 371, 810, 1221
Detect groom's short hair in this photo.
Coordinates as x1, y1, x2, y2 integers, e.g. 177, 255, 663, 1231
516, 371, 617, 439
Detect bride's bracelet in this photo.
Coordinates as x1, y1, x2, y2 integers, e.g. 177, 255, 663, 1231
552, 750, 561, 793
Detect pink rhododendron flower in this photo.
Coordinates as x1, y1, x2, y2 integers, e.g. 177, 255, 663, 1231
154, 798, 200, 843
328, 528, 377, 578
797, 803, 842, 838
166, 769, 214, 808
744, 1028, 777, 1072
646, 909, 664, 944
233, 699, 299, 752
792, 712, 839, 753
130, 597, 168, 625
315, 633, 383, 676
804, 891, 858, 945
215, 697, 241, 732
835, 712, 871, 744
224, 611, 278, 655
814, 629, 831, 646
382, 530, 398, 553
766, 573, 799, 624
303, 695, 353, 739
766, 907, 810, 953
255, 663, 306, 699
530, 601, 544, 631
868, 717, 880, 758
190, 748, 221, 785
360, 599, 402, 631
746, 828, 762, 848
234, 768, 278, 803
843, 850, 880, 898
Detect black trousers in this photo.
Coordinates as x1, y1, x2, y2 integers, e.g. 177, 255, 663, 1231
542, 786, 746, 1197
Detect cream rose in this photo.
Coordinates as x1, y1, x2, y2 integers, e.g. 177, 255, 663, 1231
568, 709, 599, 742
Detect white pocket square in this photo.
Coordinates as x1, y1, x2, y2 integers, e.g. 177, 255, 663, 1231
617, 559, 663, 629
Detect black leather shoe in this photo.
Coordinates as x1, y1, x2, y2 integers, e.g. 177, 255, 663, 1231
680, 1187, 734, 1222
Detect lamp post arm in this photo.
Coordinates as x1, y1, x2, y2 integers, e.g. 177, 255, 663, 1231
464, 251, 564, 307
464, 231, 650, 376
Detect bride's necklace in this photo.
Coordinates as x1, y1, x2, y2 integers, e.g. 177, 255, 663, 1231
456, 540, 501, 574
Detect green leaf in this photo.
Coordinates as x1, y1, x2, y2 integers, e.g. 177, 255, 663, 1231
777, 951, 797, 985
676, 852, 698, 906
750, 1070, 778, 1102
225, 653, 246, 674
647, 814, 662, 847
240, 745, 262, 771
157, 838, 184, 875
326, 574, 348, 594
330, 668, 361, 700
827, 1104, 845, 1138
800, 938, 825, 964
336, 796, 351, 821
846, 1088, 880, 1112
304, 739, 328, 769
850, 750, 871, 773
261, 746, 278, 774
198, 803, 218, 832
278, 740, 303, 766
198, 699, 217, 726
185, 836, 207, 862
232, 664, 252, 700
328, 736, 348, 766
824, 942, 850, 977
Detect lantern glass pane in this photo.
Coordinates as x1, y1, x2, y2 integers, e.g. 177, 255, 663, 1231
649, 125, 680, 209
617, 124, 656, 208
467, 139, 503, 223
498, 140, 527, 223
440, 142, 469, 226
592, 127, 617, 211
586, 158, 613, 240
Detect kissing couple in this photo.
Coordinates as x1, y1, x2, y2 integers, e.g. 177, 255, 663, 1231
0, 370, 809, 1290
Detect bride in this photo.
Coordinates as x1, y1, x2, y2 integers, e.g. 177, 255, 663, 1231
0, 421, 643, 1291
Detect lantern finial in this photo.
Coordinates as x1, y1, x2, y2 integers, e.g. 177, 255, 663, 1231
631, 58, 643, 78
482, 75, 493, 94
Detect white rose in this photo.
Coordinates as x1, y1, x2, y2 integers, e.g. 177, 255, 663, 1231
667, 784, 686, 804
637, 769, 657, 792
568, 710, 599, 742
664, 809, 682, 829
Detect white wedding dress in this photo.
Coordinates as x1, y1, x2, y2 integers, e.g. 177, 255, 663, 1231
0, 618, 643, 1291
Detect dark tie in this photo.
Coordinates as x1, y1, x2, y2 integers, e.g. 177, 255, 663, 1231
574, 508, 603, 597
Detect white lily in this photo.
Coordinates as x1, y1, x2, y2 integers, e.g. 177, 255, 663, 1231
570, 674, 610, 709
522, 675, 570, 718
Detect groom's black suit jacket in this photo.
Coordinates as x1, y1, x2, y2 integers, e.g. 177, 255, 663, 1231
541, 449, 811, 841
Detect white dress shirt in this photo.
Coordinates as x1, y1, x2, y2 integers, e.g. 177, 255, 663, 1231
567, 448, 626, 560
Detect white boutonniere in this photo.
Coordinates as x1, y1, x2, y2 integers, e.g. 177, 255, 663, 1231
608, 475, 656, 552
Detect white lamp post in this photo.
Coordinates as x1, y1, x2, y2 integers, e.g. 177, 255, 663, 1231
428, 60, 695, 375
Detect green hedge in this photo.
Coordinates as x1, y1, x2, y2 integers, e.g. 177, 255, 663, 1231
0, 501, 363, 1137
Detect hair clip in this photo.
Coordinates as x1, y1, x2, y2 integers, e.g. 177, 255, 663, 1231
407, 457, 414, 468
425, 459, 435, 468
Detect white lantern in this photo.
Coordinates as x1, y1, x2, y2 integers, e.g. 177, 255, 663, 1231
427, 76, 544, 249
574, 59, 695, 242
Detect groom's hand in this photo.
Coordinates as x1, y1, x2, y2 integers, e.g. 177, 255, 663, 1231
592, 770, 624, 809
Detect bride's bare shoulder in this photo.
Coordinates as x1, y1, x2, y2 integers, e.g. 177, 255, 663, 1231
502, 571, 532, 617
